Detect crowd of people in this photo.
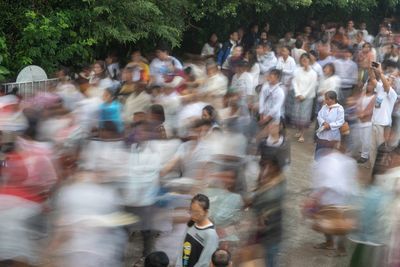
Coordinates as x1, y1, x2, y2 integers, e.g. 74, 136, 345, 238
1, 18, 400, 267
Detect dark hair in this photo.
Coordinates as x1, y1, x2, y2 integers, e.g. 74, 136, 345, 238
94, 60, 109, 79
269, 68, 282, 81
246, 49, 258, 68
149, 104, 165, 123
190, 118, 212, 129
212, 249, 231, 267
144, 251, 169, 267
202, 105, 218, 123
191, 194, 210, 210
325, 90, 338, 102
101, 120, 119, 133
323, 63, 336, 75
187, 194, 210, 227
309, 50, 318, 59
295, 39, 303, 49
299, 53, 311, 66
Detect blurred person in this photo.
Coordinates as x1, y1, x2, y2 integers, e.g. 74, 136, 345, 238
155, 77, 183, 136
150, 45, 183, 86
99, 87, 124, 134
242, 23, 259, 51
355, 81, 376, 164
245, 50, 261, 97
252, 139, 287, 267
353, 31, 366, 52
148, 104, 167, 140
55, 66, 84, 111
369, 63, 398, 168
310, 50, 324, 80
118, 66, 136, 97
383, 44, 400, 65
279, 32, 296, 48
276, 46, 296, 94
346, 20, 358, 44
259, 69, 285, 126
0, 115, 58, 266
259, 31, 268, 45
217, 31, 239, 68
211, 249, 232, 267
230, 60, 254, 109
0, 93, 28, 133
203, 166, 244, 245
88, 60, 113, 98
292, 53, 318, 143
201, 33, 221, 58
202, 105, 220, 130
291, 39, 306, 65
334, 47, 358, 105
256, 42, 277, 76
105, 52, 120, 80
159, 119, 213, 180
123, 75, 151, 123
144, 251, 169, 267
200, 60, 228, 109
126, 49, 150, 84
221, 45, 244, 81
317, 63, 341, 111
311, 147, 359, 257
356, 43, 376, 86
176, 194, 219, 267
49, 171, 126, 267
348, 175, 392, 267
315, 91, 345, 159
316, 40, 335, 68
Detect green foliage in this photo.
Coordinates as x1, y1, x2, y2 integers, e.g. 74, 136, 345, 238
0, 0, 398, 79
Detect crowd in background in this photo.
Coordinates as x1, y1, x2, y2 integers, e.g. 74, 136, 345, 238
1, 18, 400, 267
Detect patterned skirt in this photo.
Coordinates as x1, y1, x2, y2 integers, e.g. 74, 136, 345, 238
292, 97, 314, 128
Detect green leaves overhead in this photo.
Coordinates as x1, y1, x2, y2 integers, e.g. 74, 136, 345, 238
0, 0, 398, 80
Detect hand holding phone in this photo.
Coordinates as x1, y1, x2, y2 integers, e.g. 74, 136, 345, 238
371, 61, 379, 68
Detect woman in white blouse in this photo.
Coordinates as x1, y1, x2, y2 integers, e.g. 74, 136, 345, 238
201, 33, 221, 58
292, 53, 318, 142
315, 91, 345, 159
317, 63, 341, 112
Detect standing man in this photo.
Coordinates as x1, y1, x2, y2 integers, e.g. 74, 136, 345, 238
259, 69, 285, 125
369, 63, 398, 168
334, 47, 358, 105
217, 31, 239, 68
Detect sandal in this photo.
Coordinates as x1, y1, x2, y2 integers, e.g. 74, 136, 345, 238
298, 137, 305, 143
313, 242, 335, 250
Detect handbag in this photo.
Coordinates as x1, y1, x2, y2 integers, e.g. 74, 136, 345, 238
312, 205, 357, 235
340, 121, 350, 135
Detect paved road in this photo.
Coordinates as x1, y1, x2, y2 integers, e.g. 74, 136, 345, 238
126, 126, 367, 267
280, 127, 363, 267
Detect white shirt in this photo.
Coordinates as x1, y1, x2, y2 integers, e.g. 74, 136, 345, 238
150, 56, 183, 86
291, 48, 307, 65
258, 52, 278, 74
317, 103, 345, 141
259, 82, 285, 121
317, 75, 341, 102
231, 72, 254, 96
249, 63, 261, 89
372, 81, 398, 126
201, 72, 228, 96
276, 56, 296, 86
333, 58, 358, 88
311, 62, 324, 81
292, 67, 318, 99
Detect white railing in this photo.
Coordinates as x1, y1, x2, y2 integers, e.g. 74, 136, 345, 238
2, 78, 59, 99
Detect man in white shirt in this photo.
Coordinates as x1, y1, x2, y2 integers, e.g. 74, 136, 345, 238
256, 42, 278, 75
333, 47, 358, 104
259, 69, 285, 125
369, 64, 398, 168
200, 60, 228, 109
150, 46, 183, 86
231, 60, 254, 108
